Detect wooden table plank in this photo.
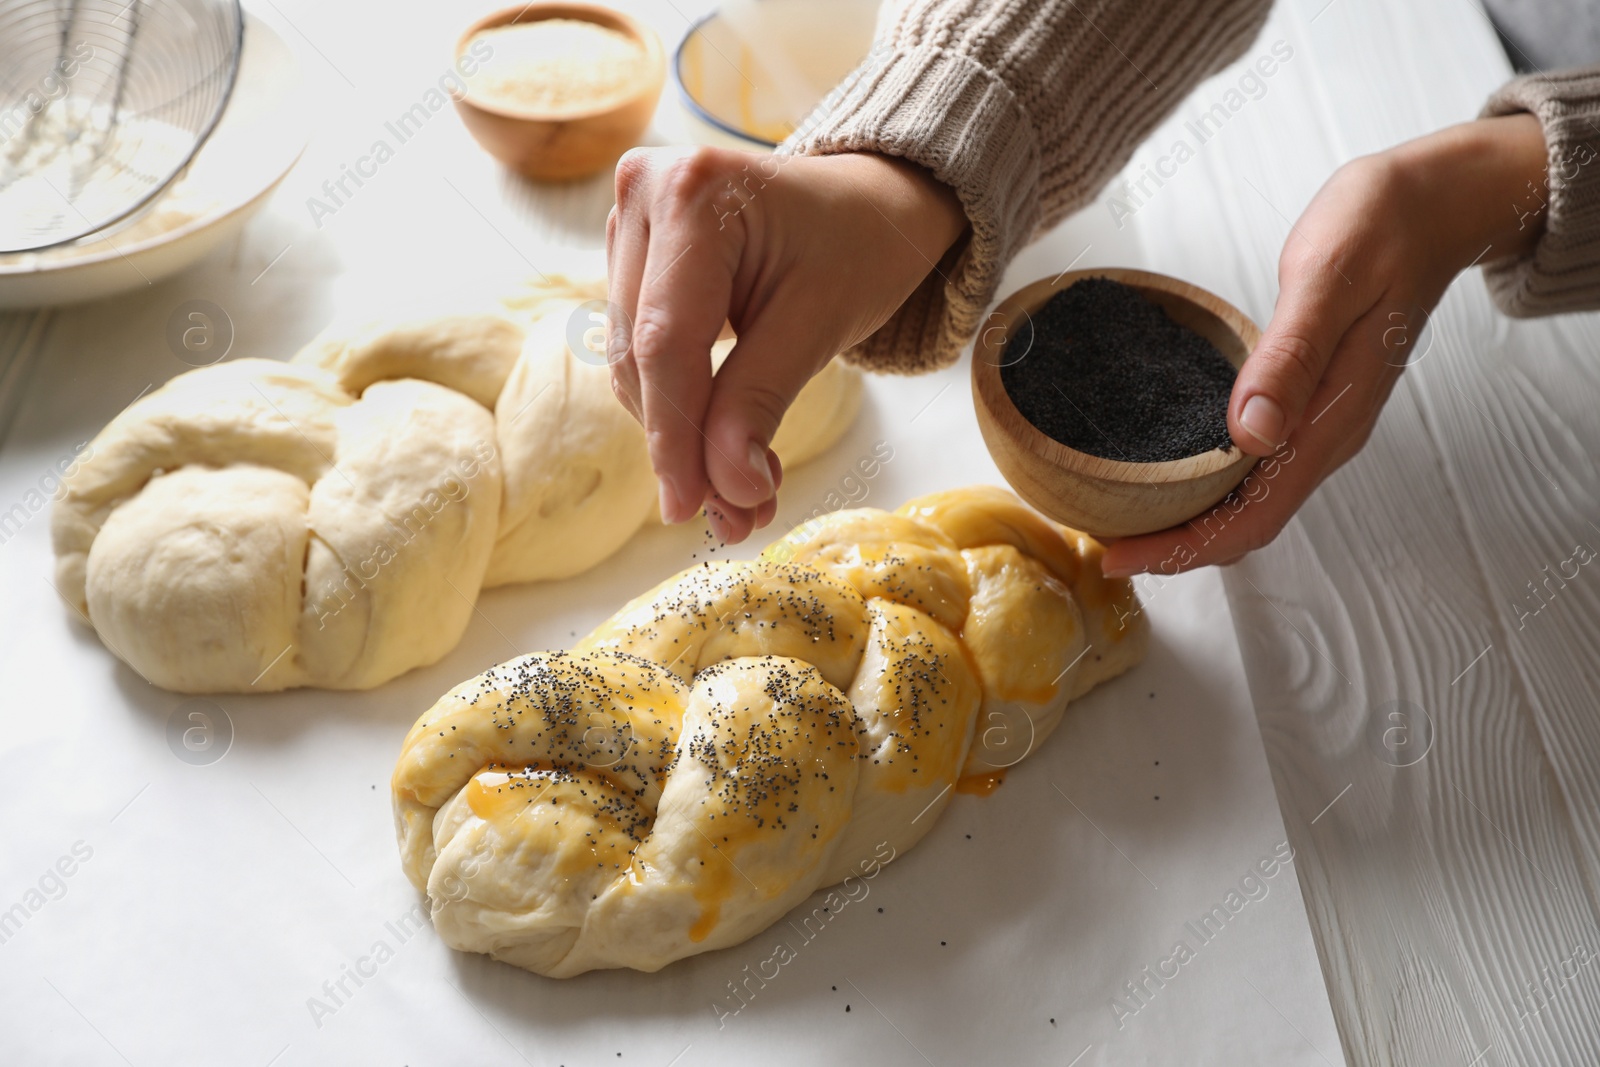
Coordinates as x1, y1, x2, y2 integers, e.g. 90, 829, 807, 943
1114, 0, 1600, 1062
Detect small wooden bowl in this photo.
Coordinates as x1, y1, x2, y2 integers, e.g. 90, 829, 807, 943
452, 3, 665, 181
972, 268, 1261, 539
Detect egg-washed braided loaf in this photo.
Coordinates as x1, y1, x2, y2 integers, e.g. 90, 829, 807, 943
392, 486, 1148, 977
49, 275, 859, 693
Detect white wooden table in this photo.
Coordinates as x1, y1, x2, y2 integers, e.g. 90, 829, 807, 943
0, 0, 1595, 1064
1123, 0, 1600, 1063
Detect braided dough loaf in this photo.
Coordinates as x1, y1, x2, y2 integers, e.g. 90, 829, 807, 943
392, 486, 1147, 977
51, 277, 861, 693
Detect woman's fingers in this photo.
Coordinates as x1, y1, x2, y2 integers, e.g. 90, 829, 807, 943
701, 308, 833, 510
704, 493, 746, 544
1102, 303, 1401, 577
1098, 442, 1313, 579
632, 236, 735, 523
1231, 242, 1366, 456
606, 156, 652, 422
754, 490, 778, 531
703, 452, 782, 545
1099, 124, 1549, 576
604, 148, 968, 536
613, 149, 747, 524
1226, 156, 1401, 459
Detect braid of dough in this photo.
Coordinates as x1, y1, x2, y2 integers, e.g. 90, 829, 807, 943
51, 276, 862, 693
391, 485, 1147, 976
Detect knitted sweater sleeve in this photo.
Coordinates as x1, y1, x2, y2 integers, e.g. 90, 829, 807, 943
1479, 67, 1600, 316
784, 0, 1275, 374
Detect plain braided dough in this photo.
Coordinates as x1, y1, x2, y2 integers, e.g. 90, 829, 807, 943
392, 486, 1148, 976
50, 276, 860, 693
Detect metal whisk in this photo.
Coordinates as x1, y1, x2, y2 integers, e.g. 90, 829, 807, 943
0, 0, 243, 254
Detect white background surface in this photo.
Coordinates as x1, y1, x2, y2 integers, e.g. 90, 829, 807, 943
0, 1, 1374, 1064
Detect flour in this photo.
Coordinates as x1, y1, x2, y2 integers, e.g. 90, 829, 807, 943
463, 19, 649, 114
0, 99, 218, 263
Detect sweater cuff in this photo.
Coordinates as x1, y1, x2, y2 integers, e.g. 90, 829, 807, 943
1480, 68, 1600, 317
783, 44, 1039, 375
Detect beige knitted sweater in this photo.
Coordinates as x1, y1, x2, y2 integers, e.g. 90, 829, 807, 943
787, 0, 1600, 373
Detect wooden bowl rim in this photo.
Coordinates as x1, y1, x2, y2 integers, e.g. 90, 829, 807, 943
973, 267, 1261, 486
452, 2, 666, 123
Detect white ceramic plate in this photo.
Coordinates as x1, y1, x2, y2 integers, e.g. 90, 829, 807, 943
0, 15, 305, 310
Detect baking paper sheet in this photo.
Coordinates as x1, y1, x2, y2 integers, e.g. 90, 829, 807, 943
0, 3, 1343, 1061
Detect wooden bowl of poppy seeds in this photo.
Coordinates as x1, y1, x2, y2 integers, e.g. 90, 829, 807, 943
972, 268, 1261, 538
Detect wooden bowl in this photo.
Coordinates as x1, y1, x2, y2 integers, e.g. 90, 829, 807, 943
451, 4, 665, 181
972, 268, 1261, 539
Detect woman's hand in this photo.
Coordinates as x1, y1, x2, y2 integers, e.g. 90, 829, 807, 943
606, 146, 966, 543
1101, 113, 1549, 577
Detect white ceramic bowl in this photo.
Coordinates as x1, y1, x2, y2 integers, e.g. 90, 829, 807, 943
673, 0, 877, 149
0, 15, 306, 310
